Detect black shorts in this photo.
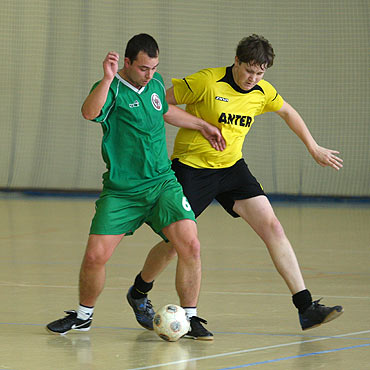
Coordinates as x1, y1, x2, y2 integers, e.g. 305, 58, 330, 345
171, 158, 266, 218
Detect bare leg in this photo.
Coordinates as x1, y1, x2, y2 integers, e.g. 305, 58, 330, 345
233, 196, 306, 294
79, 234, 125, 306
162, 219, 201, 307
140, 239, 177, 283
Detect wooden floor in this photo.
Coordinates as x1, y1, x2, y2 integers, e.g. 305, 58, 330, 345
1, 194, 369, 370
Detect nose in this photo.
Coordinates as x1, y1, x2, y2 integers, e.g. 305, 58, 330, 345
248, 73, 257, 82
146, 70, 154, 80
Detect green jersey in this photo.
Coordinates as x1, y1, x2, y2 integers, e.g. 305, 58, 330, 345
91, 72, 171, 191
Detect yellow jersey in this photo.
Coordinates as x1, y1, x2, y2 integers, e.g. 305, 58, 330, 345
171, 66, 284, 168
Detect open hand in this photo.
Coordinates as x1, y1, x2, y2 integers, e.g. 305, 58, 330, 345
311, 145, 343, 170
200, 124, 226, 151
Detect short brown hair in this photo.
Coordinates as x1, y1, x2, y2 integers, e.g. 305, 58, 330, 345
236, 34, 275, 68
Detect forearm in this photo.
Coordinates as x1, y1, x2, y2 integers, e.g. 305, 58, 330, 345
277, 103, 318, 154
163, 104, 208, 131
277, 102, 343, 170
164, 103, 226, 151
81, 78, 112, 120
287, 115, 317, 153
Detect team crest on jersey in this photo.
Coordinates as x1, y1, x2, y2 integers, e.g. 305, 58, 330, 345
151, 93, 162, 111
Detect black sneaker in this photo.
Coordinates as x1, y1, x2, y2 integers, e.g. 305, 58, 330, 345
299, 299, 343, 330
185, 316, 214, 341
126, 286, 155, 330
46, 310, 92, 335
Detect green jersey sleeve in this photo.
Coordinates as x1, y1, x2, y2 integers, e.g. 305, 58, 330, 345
89, 79, 119, 123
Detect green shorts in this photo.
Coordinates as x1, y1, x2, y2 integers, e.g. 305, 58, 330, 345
89, 178, 196, 238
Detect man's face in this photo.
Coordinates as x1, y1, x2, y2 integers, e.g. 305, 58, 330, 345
123, 51, 159, 89
232, 57, 266, 91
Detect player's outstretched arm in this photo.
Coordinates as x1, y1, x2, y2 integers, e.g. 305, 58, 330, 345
163, 104, 226, 151
276, 102, 343, 170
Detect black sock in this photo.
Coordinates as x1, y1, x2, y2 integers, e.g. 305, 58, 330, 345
292, 289, 312, 314
131, 272, 154, 299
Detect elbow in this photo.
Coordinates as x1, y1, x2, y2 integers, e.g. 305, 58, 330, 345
82, 113, 93, 121
81, 107, 97, 121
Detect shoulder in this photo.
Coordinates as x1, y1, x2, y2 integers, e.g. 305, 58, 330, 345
109, 76, 122, 95
151, 72, 166, 92
191, 66, 226, 81
152, 72, 165, 86
257, 79, 284, 111
258, 79, 277, 95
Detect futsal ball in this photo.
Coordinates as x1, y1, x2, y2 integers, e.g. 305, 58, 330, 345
153, 304, 190, 342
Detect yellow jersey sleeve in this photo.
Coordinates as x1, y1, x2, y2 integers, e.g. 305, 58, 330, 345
173, 69, 212, 105
259, 80, 284, 114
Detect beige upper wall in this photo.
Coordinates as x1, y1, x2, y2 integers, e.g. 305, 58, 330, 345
1, 0, 369, 195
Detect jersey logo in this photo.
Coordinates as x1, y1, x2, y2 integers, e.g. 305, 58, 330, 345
215, 96, 229, 102
218, 112, 252, 127
151, 93, 162, 111
129, 100, 140, 108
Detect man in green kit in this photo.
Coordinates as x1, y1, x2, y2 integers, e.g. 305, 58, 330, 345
46, 33, 225, 340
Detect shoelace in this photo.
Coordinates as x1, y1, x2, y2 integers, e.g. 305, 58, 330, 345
312, 298, 324, 307
191, 316, 208, 325
58, 310, 77, 323
59, 310, 92, 323
143, 299, 154, 312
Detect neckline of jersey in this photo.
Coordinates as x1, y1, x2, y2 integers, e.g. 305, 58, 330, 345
217, 65, 264, 95
115, 73, 146, 94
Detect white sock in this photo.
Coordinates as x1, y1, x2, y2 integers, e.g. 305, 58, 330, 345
77, 304, 94, 320
183, 307, 197, 319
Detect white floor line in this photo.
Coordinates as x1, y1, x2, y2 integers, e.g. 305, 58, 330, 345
127, 330, 370, 370
1, 282, 369, 300
204, 291, 370, 300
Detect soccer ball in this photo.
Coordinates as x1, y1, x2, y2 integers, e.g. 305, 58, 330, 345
153, 304, 190, 342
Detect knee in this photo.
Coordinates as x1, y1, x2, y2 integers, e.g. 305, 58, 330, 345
176, 237, 201, 260
265, 216, 286, 241
83, 246, 110, 268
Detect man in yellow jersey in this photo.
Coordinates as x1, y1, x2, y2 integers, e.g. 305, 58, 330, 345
127, 34, 344, 335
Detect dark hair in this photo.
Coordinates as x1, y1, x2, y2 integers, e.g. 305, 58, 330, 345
236, 34, 275, 68
125, 33, 159, 62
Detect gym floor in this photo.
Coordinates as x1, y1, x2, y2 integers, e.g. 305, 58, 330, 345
1, 194, 369, 370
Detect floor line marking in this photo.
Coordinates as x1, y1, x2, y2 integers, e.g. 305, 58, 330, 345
126, 330, 370, 370
1, 322, 369, 342
204, 291, 370, 300
0, 282, 369, 300
2, 322, 370, 342
216, 343, 370, 369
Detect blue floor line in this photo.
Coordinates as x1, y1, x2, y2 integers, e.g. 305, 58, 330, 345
1, 189, 370, 205
216, 343, 370, 369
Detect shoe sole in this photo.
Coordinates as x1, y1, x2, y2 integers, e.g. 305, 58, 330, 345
184, 334, 214, 341
45, 326, 91, 335
133, 320, 154, 331
302, 308, 344, 331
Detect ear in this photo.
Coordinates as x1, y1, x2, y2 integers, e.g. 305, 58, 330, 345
234, 56, 240, 65
124, 57, 131, 68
